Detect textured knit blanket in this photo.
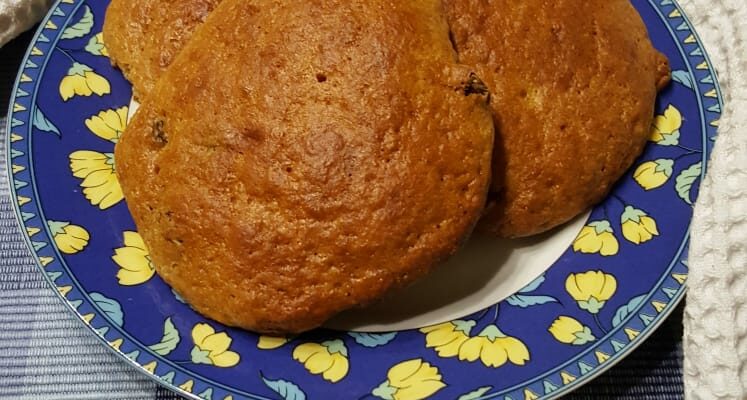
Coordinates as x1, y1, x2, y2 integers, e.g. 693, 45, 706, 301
679, 0, 747, 398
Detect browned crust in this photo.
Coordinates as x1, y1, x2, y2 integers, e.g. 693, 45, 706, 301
115, 0, 494, 333
103, 0, 221, 99
444, 0, 671, 237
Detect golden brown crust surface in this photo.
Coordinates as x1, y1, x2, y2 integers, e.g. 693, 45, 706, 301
444, 0, 671, 237
103, 0, 221, 99
115, 0, 494, 333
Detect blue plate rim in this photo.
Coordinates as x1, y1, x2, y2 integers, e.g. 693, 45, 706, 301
3, 0, 723, 398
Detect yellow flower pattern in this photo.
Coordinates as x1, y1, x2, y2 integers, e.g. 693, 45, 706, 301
293, 340, 349, 383
421, 320, 529, 369
48, 221, 89, 254
548, 316, 596, 345
572, 221, 619, 256
69, 150, 123, 209
621, 206, 659, 244
372, 359, 446, 400
190, 323, 240, 367
649, 104, 682, 145
257, 336, 291, 350
565, 271, 617, 314
634, 159, 674, 190
85, 106, 128, 143
421, 320, 474, 357
59, 62, 111, 101
112, 231, 155, 285
457, 325, 530, 368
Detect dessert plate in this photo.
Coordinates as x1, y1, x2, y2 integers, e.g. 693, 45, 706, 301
5, 0, 721, 398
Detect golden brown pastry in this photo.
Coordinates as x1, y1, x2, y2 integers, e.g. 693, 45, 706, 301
103, 0, 222, 99
444, 0, 671, 237
115, 0, 494, 333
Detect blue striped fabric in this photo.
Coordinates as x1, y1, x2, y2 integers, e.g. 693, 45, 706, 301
0, 115, 158, 399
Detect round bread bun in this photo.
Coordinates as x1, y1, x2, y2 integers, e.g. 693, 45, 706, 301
115, 0, 494, 333
444, 0, 671, 237
103, 0, 222, 99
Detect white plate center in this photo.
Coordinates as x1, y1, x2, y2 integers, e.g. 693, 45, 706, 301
326, 213, 588, 332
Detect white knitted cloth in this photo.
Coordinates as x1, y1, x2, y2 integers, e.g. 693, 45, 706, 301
679, 0, 747, 399
0, 0, 53, 48
0, 0, 745, 399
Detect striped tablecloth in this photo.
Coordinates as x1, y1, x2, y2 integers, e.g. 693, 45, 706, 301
0, 28, 685, 400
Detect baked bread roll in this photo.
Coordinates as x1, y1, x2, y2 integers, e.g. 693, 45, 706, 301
103, 0, 222, 99
115, 0, 494, 333
444, 0, 671, 237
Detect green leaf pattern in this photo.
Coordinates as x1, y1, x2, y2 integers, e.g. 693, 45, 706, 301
89, 292, 123, 327
85, 34, 106, 56
458, 386, 493, 400
261, 375, 307, 400
32, 106, 60, 136
148, 317, 180, 356
612, 295, 647, 328
675, 161, 702, 205
61, 6, 94, 40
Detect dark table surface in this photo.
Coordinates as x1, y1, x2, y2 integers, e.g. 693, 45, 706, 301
0, 28, 686, 400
